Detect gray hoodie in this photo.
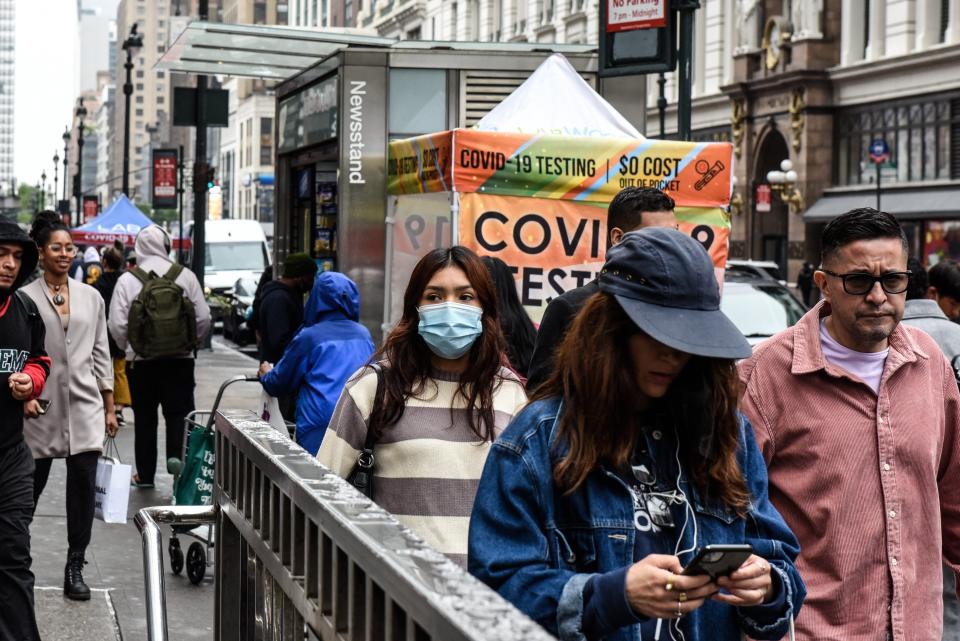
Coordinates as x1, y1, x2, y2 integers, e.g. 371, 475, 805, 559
107, 225, 211, 359
902, 298, 960, 366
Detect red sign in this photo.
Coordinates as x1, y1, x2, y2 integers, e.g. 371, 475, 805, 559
755, 184, 772, 213
83, 196, 99, 222
606, 0, 667, 32
152, 149, 178, 209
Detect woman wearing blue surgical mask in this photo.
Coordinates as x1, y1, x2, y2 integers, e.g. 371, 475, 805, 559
317, 246, 527, 567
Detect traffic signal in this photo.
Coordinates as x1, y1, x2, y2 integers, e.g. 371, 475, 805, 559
193, 162, 219, 193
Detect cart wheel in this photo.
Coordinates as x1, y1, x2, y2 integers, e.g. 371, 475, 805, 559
169, 538, 184, 576
186, 542, 206, 585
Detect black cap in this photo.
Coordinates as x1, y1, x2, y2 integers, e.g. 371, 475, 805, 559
599, 228, 751, 359
0, 218, 39, 291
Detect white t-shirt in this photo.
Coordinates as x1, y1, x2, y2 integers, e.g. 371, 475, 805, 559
819, 319, 889, 394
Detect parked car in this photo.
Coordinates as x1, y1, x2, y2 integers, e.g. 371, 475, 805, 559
721, 271, 807, 346
726, 259, 785, 284
222, 276, 258, 346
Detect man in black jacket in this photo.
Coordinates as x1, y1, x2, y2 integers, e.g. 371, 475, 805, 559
526, 187, 677, 390
256, 253, 317, 364
255, 253, 317, 421
0, 219, 50, 641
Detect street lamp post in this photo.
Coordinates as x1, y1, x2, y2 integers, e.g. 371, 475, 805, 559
74, 98, 88, 222
40, 171, 46, 211
62, 127, 70, 219
122, 24, 143, 197
53, 151, 59, 210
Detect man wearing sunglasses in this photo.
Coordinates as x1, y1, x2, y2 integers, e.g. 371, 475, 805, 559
738, 208, 960, 641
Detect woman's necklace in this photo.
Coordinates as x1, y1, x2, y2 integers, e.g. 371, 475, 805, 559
46, 279, 66, 306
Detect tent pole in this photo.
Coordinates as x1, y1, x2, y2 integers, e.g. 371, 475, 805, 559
451, 191, 460, 246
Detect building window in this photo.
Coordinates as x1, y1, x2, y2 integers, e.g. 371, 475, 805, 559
136, 70, 144, 78
135, 108, 144, 116
259, 117, 273, 165
941, 0, 950, 43
863, 0, 871, 58
834, 93, 960, 187
136, 83, 144, 90
136, 96, 143, 103
407, 26, 421, 40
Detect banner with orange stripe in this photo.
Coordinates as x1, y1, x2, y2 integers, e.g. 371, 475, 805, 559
387, 130, 734, 208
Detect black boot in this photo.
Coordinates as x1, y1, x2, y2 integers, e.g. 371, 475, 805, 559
64, 550, 91, 601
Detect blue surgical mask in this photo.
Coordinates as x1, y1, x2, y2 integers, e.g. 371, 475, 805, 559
417, 302, 484, 360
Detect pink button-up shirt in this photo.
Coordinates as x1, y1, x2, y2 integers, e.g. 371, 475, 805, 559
739, 302, 960, 641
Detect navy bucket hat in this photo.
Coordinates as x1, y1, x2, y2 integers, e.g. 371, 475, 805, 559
598, 228, 751, 359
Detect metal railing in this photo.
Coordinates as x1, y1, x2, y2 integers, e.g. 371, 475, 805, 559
138, 410, 556, 641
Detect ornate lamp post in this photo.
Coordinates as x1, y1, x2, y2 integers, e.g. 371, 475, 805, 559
766, 159, 805, 215
122, 24, 143, 196
74, 98, 88, 222
40, 171, 46, 210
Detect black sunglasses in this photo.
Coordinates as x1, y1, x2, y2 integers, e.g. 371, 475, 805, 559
819, 269, 912, 295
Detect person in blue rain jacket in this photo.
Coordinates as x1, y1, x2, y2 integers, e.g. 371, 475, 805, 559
259, 271, 375, 455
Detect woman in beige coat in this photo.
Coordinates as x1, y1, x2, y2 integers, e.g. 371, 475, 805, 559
22, 215, 118, 601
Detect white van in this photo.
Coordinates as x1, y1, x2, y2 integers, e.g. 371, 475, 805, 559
197, 219, 271, 293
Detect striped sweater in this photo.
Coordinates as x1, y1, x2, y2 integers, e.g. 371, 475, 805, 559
317, 365, 527, 567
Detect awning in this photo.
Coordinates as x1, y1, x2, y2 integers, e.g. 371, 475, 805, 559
803, 185, 960, 222
157, 22, 395, 79
157, 21, 597, 80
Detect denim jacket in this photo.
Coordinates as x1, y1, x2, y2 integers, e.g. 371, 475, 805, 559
468, 397, 806, 641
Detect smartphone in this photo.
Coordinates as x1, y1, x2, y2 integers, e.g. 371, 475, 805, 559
681, 544, 753, 579
36, 399, 51, 415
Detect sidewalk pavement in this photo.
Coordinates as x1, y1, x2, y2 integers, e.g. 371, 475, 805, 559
31, 340, 263, 641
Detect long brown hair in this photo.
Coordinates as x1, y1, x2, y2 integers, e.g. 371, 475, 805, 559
532, 292, 750, 514
371, 246, 507, 442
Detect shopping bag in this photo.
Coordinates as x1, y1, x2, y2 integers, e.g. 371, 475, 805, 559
259, 390, 289, 435
94, 437, 132, 524
173, 427, 216, 507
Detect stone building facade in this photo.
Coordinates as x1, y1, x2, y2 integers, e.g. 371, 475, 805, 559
650, 0, 960, 281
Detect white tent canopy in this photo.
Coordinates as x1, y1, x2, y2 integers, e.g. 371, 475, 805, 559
474, 53, 644, 139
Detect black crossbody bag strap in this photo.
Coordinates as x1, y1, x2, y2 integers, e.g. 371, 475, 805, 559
346, 363, 384, 498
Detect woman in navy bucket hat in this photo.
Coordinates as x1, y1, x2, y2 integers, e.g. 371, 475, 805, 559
469, 228, 804, 641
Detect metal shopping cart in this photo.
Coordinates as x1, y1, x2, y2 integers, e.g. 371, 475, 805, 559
166, 374, 269, 585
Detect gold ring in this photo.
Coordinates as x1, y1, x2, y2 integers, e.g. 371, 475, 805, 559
665, 579, 674, 592
679, 592, 688, 603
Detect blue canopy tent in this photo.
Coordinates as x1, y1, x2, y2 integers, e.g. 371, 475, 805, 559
71, 195, 154, 247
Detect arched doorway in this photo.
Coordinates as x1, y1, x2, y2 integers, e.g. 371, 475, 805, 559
752, 128, 791, 278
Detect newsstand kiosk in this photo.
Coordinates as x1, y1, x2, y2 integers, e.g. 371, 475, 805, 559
272, 44, 651, 339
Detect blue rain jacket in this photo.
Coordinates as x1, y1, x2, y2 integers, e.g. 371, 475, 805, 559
261, 272, 375, 455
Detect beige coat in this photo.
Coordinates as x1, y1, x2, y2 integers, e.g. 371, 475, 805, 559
22, 278, 113, 458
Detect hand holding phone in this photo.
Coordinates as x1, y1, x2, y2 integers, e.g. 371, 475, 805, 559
713, 553, 775, 608
681, 544, 753, 579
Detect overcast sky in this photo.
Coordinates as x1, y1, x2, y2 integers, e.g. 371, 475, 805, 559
14, 0, 80, 191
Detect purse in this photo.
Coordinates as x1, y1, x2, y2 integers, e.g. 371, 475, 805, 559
346, 363, 385, 499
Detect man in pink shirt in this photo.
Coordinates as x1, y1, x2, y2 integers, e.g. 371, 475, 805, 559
739, 208, 960, 641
